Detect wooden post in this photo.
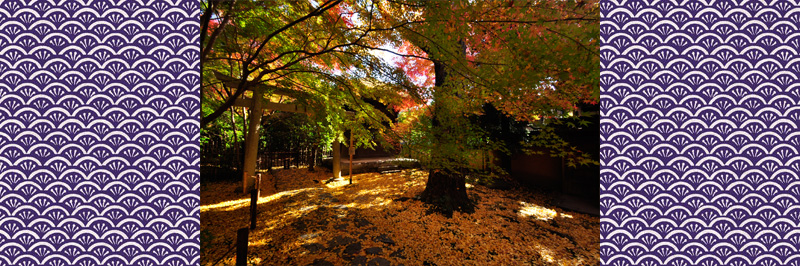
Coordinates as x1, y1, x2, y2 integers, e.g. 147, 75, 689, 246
250, 181, 258, 230
332, 137, 341, 179
349, 130, 353, 184
257, 173, 262, 197
242, 86, 264, 193
235, 227, 249, 266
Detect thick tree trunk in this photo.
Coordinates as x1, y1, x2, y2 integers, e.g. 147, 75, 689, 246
418, 58, 474, 215
420, 169, 473, 215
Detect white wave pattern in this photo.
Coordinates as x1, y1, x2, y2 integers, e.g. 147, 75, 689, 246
0, 1, 200, 266
601, 1, 800, 266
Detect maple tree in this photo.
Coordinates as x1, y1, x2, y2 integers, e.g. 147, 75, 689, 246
377, 0, 599, 213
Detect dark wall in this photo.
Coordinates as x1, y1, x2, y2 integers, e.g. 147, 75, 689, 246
510, 152, 563, 190
508, 103, 600, 200
509, 150, 599, 200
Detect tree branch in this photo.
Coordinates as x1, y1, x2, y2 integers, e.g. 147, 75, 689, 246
545, 28, 598, 56
201, 0, 343, 127
201, 0, 235, 63
244, 0, 343, 73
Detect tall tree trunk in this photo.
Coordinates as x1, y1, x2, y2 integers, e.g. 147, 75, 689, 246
309, 145, 318, 172
419, 60, 474, 215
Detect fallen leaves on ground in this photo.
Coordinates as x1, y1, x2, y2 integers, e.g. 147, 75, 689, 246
201, 168, 599, 266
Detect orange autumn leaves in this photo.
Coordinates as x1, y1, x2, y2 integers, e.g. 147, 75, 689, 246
395, 40, 435, 90
201, 168, 599, 265
389, 0, 598, 121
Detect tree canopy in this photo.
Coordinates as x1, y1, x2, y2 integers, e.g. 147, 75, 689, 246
201, 0, 424, 151
383, 0, 599, 172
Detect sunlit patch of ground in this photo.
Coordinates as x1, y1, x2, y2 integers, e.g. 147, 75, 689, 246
201, 168, 599, 266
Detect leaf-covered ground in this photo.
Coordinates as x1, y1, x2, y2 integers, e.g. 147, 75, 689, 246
201, 168, 599, 266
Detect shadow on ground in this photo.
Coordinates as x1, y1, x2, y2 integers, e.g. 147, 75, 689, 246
201, 168, 599, 266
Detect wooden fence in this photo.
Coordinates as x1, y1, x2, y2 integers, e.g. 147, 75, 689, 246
201, 138, 332, 172
256, 149, 330, 170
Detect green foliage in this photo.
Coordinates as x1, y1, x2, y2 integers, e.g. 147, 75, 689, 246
201, 0, 427, 158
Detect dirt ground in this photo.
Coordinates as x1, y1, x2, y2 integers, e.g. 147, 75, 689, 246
200, 168, 599, 266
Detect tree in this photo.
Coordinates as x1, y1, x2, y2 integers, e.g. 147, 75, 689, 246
380, 0, 600, 214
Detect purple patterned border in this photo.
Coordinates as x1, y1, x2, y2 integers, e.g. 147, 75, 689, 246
601, 1, 800, 266
0, 1, 200, 265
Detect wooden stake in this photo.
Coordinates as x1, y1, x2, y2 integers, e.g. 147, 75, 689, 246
235, 228, 249, 266
249, 173, 260, 230
332, 137, 341, 179
349, 130, 353, 184
249, 183, 257, 230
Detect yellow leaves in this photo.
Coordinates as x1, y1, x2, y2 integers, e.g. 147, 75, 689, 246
202, 168, 599, 266
518, 201, 565, 220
